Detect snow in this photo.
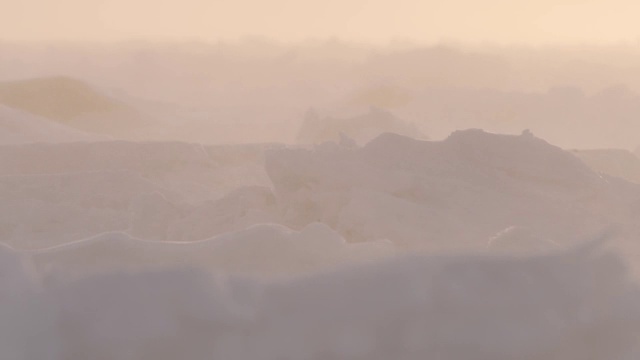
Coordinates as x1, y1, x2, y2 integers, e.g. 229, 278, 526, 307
0, 243, 59, 360
2, 118, 640, 358
2, 238, 639, 360
0, 76, 160, 140
5, 43, 640, 359
266, 130, 632, 250
241, 240, 640, 360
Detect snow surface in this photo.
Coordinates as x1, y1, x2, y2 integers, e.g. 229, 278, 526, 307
2, 126, 640, 359
0, 76, 163, 140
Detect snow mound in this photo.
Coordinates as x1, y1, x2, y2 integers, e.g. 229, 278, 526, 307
50, 267, 252, 360
267, 129, 630, 249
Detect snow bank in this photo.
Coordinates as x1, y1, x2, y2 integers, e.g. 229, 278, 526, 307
49, 268, 254, 360
4, 239, 637, 360
0, 141, 276, 248
239, 241, 640, 360
0, 243, 59, 359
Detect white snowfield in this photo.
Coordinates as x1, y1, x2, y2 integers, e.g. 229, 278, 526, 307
2, 128, 640, 359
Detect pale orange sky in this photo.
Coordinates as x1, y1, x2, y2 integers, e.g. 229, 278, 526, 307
2, 0, 639, 44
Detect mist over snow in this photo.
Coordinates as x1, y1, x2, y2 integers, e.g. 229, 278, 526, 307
5, 43, 640, 147
2, 41, 640, 359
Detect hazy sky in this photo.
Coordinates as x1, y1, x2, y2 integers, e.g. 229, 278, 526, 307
2, 0, 640, 44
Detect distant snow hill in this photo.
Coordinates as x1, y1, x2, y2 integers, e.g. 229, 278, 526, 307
0, 105, 103, 144
0, 76, 155, 139
297, 107, 426, 145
